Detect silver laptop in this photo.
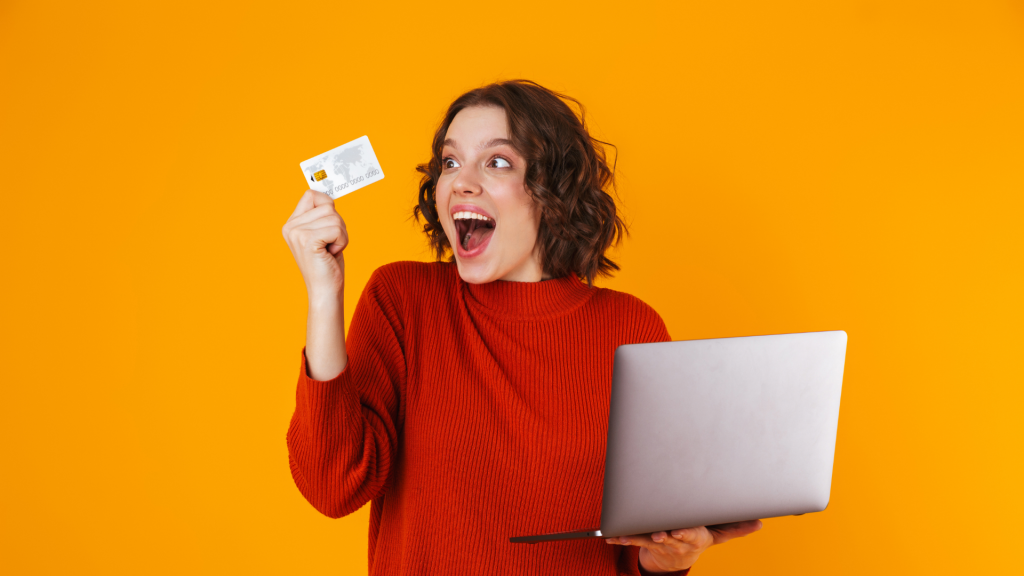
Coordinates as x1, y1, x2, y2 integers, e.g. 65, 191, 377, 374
510, 330, 847, 543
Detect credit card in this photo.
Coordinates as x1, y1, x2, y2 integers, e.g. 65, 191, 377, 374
299, 135, 385, 199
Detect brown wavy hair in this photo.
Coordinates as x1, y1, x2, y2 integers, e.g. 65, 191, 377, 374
413, 79, 627, 286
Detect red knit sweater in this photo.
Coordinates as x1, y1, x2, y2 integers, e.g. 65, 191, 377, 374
287, 261, 684, 575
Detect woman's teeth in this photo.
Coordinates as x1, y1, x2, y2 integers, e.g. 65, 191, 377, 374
453, 211, 493, 222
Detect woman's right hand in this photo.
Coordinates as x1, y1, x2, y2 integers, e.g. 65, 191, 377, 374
282, 190, 348, 302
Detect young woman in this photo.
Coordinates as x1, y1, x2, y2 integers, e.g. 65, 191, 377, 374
282, 80, 761, 575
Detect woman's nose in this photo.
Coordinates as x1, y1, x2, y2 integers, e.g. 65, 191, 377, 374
451, 165, 482, 196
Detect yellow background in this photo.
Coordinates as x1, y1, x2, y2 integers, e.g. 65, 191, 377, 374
1, 0, 1021, 573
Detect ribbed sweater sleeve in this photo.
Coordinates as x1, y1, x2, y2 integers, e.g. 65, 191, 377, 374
286, 268, 407, 519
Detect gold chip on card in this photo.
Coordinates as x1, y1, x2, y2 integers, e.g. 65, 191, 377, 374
313, 169, 328, 181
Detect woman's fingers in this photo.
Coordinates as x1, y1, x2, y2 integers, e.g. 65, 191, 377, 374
283, 193, 348, 256
303, 225, 346, 254
606, 522, 759, 549
290, 189, 335, 217
282, 189, 347, 302
301, 214, 346, 233
310, 189, 335, 208
286, 190, 344, 231
286, 202, 341, 229
288, 189, 320, 219
284, 210, 347, 256
607, 523, 762, 573
606, 534, 648, 548
606, 532, 694, 552
707, 520, 763, 544
670, 527, 703, 544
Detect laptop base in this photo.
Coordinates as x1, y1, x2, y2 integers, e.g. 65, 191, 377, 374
509, 529, 603, 544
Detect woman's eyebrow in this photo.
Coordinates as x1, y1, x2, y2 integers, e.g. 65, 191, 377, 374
442, 137, 514, 151
479, 138, 513, 150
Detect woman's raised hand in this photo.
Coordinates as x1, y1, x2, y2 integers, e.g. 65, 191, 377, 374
606, 520, 762, 573
282, 190, 348, 302
283, 190, 349, 379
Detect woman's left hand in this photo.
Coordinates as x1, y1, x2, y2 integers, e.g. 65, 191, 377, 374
605, 520, 763, 573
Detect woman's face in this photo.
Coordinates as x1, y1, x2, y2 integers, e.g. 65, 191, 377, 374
436, 105, 547, 283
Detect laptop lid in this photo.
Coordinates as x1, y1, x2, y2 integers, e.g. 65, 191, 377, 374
597, 330, 847, 538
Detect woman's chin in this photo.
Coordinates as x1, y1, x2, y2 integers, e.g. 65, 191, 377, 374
454, 258, 499, 284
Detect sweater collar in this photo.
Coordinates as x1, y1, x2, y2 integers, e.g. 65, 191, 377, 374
458, 266, 595, 320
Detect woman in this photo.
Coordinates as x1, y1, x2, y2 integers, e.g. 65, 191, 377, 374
282, 80, 761, 575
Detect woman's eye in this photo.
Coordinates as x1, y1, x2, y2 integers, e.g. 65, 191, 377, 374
443, 157, 461, 169
491, 157, 511, 168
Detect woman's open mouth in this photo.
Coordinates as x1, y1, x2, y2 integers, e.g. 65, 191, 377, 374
453, 209, 495, 257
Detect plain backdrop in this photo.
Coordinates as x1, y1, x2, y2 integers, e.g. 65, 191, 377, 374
1, 0, 1021, 573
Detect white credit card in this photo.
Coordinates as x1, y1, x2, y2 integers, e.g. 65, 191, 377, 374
299, 135, 385, 199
